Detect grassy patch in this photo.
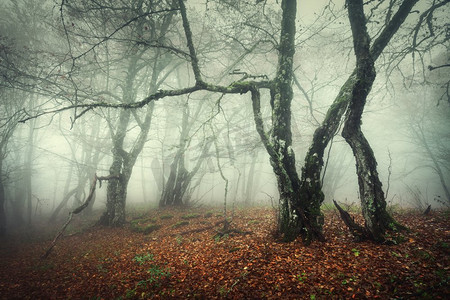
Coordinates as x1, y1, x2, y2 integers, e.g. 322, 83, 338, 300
172, 220, 189, 228
181, 213, 201, 220
160, 214, 174, 220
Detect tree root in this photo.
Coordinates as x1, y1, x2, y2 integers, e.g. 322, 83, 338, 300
333, 200, 370, 242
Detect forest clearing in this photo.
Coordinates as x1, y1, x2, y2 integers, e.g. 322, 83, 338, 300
0, 206, 448, 299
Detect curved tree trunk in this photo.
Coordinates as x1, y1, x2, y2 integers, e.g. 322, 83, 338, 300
100, 102, 154, 226
159, 152, 189, 207
99, 109, 131, 226
341, 0, 401, 242
298, 0, 419, 214
248, 0, 325, 243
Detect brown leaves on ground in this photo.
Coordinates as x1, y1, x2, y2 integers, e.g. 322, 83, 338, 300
0, 207, 449, 299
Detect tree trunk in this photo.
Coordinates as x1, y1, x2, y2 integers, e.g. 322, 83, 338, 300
100, 151, 134, 226
24, 117, 36, 226
100, 109, 131, 226
244, 153, 257, 205
159, 135, 214, 207
341, 0, 401, 242
298, 71, 357, 209
249, 0, 325, 243
0, 168, 6, 236
100, 97, 155, 225
298, 0, 419, 217
159, 152, 189, 206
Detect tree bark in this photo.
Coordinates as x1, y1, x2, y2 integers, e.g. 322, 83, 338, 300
0, 166, 6, 236
100, 104, 151, 225
298, 0, 419, 214
247, 0, 325, 243
341, 0, 402, 242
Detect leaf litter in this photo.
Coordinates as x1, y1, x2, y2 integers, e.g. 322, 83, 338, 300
0, 207, 448, 299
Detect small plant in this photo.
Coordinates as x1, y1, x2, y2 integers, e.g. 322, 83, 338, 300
414, 248, 434, 261
341, 275, 357, 285
389, 274, 399, 283
130, 218, 161, 234
176, 235, 183, 245
138, 224, 162, 234
133, 252, 154, 265
125, 288, 136, 299
138, 265, 171, 288
391, 251, 402, 258
434, 241, 449, 249
351, 248, 360, 257
214, 233, 229, 242
218, 285, 227, 296
297, 272, 307, 283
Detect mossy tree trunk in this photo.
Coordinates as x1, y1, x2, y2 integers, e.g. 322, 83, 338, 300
297, 0, 418, 241
100, 102, 154, 226
250, 0, 325, 243
100, 109, 132, 226
341, 0, 401, 242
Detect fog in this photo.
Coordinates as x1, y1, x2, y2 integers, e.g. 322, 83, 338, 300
0, 0, 448, 234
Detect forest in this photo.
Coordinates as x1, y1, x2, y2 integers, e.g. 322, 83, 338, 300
0, 0, 449, 298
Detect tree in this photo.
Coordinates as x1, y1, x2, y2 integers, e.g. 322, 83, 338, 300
296, 0, 450, 242
14, 0, 449, 243
159, 98, 215, 207
96, 0, 177, 225
48, 113, 108, 222
338, 0, 395, 242
0, 88, 26, 235
0, 0, 55, 232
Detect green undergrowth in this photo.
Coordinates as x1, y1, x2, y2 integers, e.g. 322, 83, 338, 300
130, 218, 161, 234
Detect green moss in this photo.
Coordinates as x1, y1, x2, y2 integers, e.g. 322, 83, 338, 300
181, 213, 201, 220
131, 217, 156, 225
229, 81, 251, 91
159, 214, 174, 220
131, 223, 162, 234
172, 221, 189, 228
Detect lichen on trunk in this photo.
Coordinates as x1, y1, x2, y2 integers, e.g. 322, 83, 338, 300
340, 0, 404, 242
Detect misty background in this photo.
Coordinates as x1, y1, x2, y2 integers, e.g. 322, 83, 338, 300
0, 0, 448, 233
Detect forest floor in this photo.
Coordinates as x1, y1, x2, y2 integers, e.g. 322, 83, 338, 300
0, 205, 449, 299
